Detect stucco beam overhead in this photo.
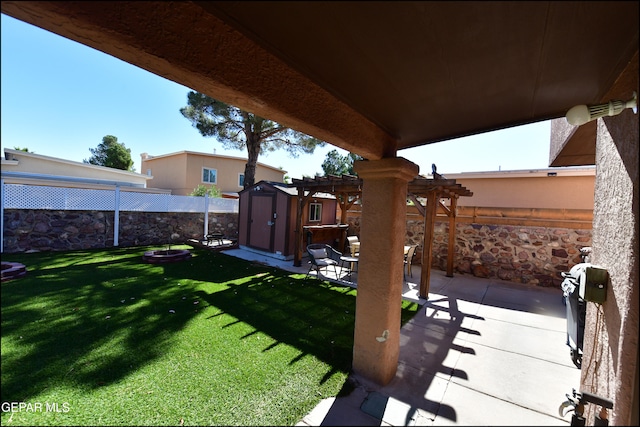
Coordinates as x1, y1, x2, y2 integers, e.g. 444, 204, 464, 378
0, 1, 395, 160
3, 2, 637, 163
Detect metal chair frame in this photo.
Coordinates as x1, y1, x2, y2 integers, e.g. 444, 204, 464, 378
404, 245, 418, 278
306, 243, 343, 279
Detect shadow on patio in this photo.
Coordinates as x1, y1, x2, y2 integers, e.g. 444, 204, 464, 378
222, 247, 580, 426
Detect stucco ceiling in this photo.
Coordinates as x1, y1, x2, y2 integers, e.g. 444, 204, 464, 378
1, 1, 638, 165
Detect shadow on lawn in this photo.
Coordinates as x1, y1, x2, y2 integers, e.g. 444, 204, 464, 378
1, 247, 417, 404
179, 253, 418, 385
1, 248, 203, 402
193, 271, 359, 383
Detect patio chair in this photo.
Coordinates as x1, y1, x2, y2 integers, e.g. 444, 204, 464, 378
306, 243, 343, 280
346, 235, 360, 256
404, 244, 418, 278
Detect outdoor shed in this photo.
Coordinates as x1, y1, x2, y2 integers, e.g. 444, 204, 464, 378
238, 180, 341, 260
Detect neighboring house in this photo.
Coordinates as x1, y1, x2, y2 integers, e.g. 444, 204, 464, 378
140, 151, 287, 198
1, 148, 167, 193
342, 165, 595, 208
444, 166, 595, 209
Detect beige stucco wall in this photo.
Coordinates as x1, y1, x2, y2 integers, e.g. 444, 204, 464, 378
581, 112, 639, 426
446, 167, 595, 209
141, 152, 189, 191
141, 151, 286, 196
3, 148, 151, 187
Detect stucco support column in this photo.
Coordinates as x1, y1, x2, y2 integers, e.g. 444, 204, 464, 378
352, 157, 419, 385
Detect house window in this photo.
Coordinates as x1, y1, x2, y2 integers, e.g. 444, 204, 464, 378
238, 173, 245, 187
309, 202, 322, 222
203, 168, 217, 184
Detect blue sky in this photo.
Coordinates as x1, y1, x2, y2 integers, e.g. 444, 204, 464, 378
1, 14, 553, 179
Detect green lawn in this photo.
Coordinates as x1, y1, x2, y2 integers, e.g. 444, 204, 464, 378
1, 245, 419, 426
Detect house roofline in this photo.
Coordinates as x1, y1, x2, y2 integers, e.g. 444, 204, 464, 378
140, 150, 287, 174
0, 171, 153, 189
431, 166, 595, 180
4, 148, 151, 180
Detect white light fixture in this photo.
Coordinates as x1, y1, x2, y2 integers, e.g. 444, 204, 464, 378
566, 91, 637, 126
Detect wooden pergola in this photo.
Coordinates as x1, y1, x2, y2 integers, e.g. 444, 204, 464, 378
291, 172, 473, 298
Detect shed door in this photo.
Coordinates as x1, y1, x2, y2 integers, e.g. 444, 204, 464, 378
247, 193, 275, 252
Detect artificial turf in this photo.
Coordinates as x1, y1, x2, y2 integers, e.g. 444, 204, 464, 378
1, 245, 419, 426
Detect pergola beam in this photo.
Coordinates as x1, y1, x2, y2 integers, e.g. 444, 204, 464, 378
290, 174, 473, 295
446, 196, 458, 277
419, 190, 438, 298
293, 187, 319, 266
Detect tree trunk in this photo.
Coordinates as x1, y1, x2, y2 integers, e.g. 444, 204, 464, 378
244, 134, 261, 188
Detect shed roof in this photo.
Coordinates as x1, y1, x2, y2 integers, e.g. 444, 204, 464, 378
239, 180, 335, 199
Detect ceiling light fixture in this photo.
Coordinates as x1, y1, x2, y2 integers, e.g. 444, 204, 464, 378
566, 91, 637, 126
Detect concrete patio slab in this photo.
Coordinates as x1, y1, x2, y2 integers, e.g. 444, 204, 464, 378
220, 246, 581, 426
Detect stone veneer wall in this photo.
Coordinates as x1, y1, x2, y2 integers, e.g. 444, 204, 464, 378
344, 209, 592, 288
413, 220, 590, 287
2, 210, 238, 253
